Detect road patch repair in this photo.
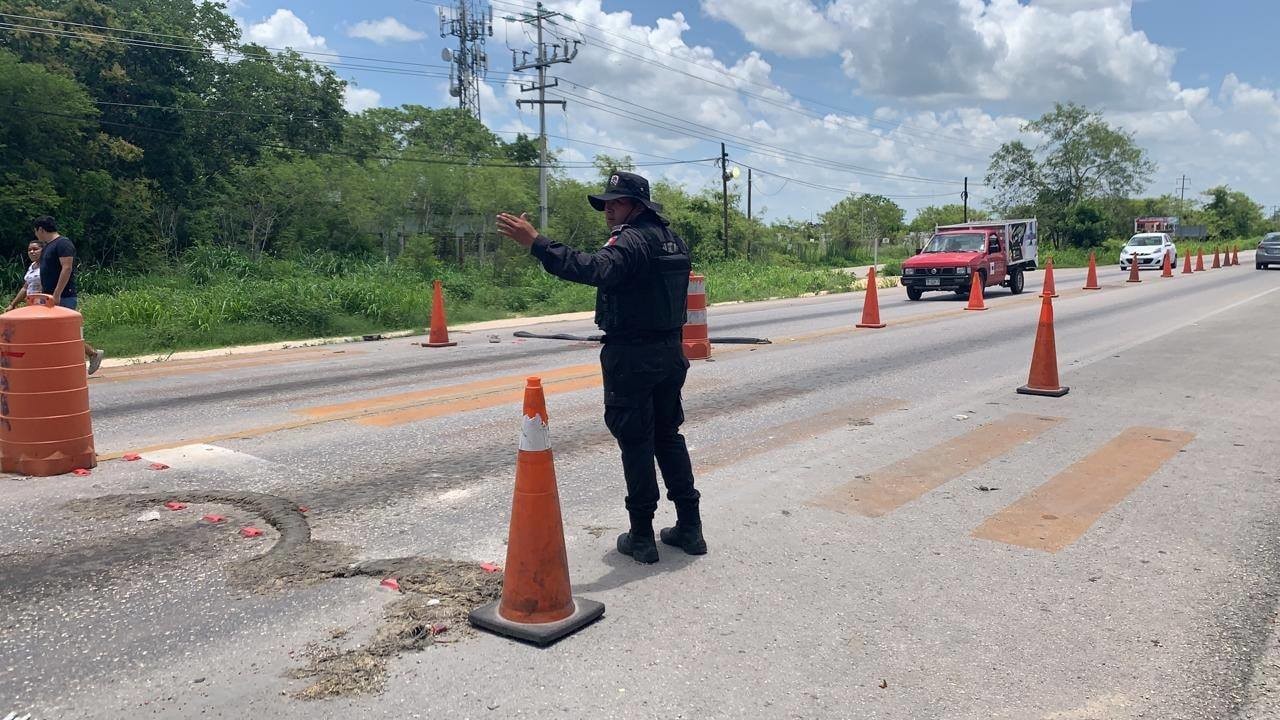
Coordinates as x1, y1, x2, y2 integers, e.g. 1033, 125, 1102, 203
63, 489, 502, 699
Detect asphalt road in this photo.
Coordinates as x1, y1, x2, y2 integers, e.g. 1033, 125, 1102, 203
4, 255, 1279, 719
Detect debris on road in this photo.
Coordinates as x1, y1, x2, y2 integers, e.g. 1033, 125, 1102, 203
71, 468, 91, 476
239, 526, 264, 538
975, 485, 999, 492
163, 501, 187, 511
480, 562, 501, 573
148, 463, 170, 471
488, 334, 500, 343
122, 453, 141, 461
879, 679, 888, 689
953, 414, 970, 421
135, 510, 162, 522
379, 578, 401, 593
201, 514, 226, 524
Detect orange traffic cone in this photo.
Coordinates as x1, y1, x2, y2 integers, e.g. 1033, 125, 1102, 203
424, 279, 457, 348
1232, 246, 1240, 266
1161, 249, 1173, 278
1040, 258, 1059, 298
1083, 252, 1101, 290
1211, 247, 1221, 269
856, 266, 886, 328
469, 378, 604, 645
1182, 251, 1193, 274
1016, 295, 1069, 397
1196, 247, 1205, 272
681, 272, 711, 361
965, 270, 987, 311
1126, 254, 1141, 283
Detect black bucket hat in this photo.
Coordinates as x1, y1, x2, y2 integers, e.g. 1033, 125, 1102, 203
588, 171, 664, 214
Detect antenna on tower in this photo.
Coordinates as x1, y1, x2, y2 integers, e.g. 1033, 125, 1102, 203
439, 1, 494, 119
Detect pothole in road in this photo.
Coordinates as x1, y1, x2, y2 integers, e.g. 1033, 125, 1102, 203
62, 490, 503, 701
287, 557, 501, 700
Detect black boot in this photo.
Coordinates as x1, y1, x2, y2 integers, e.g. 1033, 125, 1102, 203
617, 513, 659, 564
616, 531, 659, 564
660, 503, 707, 555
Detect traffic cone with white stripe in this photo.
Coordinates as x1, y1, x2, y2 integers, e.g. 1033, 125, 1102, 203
856, 266, 887, 328
469, 378, 604, 645
682, 272, 711, 360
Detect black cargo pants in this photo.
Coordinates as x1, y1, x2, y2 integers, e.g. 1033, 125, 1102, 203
600, 334, 700, 520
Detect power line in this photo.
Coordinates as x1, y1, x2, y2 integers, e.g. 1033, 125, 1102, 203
481, 0, 1000, 155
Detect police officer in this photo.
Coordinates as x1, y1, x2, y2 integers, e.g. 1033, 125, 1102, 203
496, 171, 706, 565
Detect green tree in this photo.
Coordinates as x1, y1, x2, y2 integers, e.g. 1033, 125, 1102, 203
986, 103, 1155, 247
1201, 185, 1264, 239
907, 204, 988, 233
819, 194, 904, 259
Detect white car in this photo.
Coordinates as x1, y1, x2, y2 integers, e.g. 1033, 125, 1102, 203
1120, 233, 1177, 271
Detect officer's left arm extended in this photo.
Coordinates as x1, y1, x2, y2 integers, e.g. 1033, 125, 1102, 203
529, 229, 651, 289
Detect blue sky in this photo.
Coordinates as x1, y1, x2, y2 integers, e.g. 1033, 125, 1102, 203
227, 0, 1280, 221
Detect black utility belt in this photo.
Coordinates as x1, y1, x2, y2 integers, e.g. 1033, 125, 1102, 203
601, 331, 682, 345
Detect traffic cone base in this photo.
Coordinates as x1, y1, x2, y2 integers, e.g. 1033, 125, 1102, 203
469, 378, 604, 646
856, 267, 887, 328
1083, 252, 1101, 290
469, 597, 605, 646
1017, 384, 1070, 398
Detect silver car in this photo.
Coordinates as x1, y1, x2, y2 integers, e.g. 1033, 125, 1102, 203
1257, 232, 1280, 269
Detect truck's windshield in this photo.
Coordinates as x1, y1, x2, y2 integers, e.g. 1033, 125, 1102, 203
924, 232, 985, 253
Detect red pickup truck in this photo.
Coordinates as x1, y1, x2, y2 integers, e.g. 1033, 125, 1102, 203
900, 218, 1039, 301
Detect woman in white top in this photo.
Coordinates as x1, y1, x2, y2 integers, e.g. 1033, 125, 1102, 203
7, 240, 44, 311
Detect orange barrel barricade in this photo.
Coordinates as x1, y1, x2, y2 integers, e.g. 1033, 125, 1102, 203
681, 272, 711, 361
0, 294, 95, 475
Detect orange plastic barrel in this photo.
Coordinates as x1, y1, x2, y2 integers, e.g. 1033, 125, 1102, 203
681, 272, 711, 361
0, 293, 95, 475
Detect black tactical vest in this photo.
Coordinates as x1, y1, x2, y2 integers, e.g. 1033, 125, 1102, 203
595, 218, 691, 336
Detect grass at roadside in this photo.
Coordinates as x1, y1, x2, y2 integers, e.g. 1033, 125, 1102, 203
64, 254, 866, 357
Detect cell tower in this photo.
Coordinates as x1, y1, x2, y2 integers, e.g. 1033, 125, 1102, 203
439, 1, 493, 120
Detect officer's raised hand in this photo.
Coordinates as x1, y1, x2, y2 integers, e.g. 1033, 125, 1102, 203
496, 212, 538, 248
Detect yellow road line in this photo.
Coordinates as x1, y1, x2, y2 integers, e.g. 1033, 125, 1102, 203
972, 426, 1193, 552
809, 413, 1063, 518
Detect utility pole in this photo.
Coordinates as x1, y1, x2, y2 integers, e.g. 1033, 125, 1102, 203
746, 167, 753, 258
1177, 174, 1190, 217
962, 176, 969, 223
439, 1, 493, 120
720, 142, 730, 257
512, 2, 579, 229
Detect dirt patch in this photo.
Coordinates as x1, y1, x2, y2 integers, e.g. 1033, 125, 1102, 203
286, 557, 502, 700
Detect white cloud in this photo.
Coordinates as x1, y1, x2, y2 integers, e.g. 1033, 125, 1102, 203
243, 9, 331, 55
348, 17, 426, 44
701, 0, 840, 58
344, 86, 382, 113
460, 0, 1280, 222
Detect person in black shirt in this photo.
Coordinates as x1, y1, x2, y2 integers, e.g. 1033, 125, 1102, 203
496, 172, 706, 565
32, 216, 105, 375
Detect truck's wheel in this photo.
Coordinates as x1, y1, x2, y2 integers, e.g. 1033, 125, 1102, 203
906, 286, 923, 301
1008, 268, 1025, 294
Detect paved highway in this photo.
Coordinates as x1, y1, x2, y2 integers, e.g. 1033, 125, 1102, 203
4, 255, 1279, 719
